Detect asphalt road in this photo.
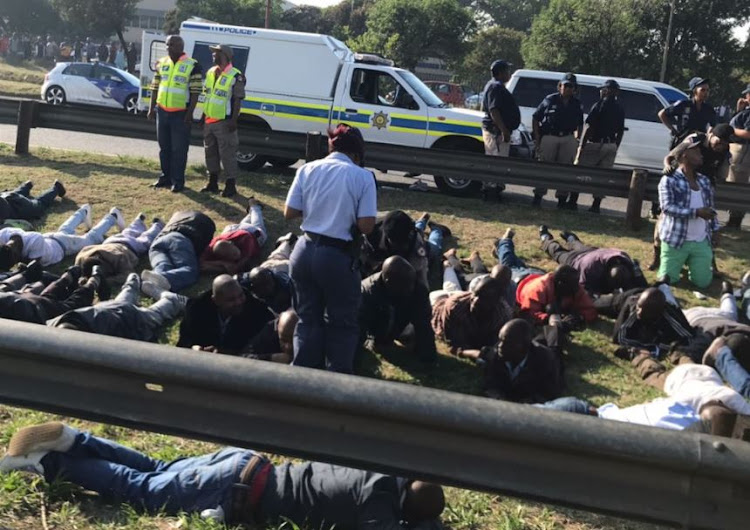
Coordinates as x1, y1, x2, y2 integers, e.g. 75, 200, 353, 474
0, 124, 745, 226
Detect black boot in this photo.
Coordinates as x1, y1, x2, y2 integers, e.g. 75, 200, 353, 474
727, 211, 745, 229
201, 174, 219, 193
565, 192, 579, 210
531, 194, 543, 208
221, 178, 238, 198
589, 197, 602, 214
151, 176, 170, 189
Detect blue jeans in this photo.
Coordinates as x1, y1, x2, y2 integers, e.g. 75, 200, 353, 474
496, 238, 544, 282
290, 236, 360, 373
149, 232, 199, 291
41, 431, 252, 514
715, 347, 750, 398
415, 219, 443, 258
535, 397, 592, 415
156, 108, 191, 187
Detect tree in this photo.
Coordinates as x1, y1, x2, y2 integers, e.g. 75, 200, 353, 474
164, 0, 284, 34
454, 26, 524, 90
473, 0, 549, 32
522, 0, 652, 77
52, 0, 137, 64
522, 0, 750, 103
280, 5, 324, 33
0, 0, 61, 36
318, 0, 375, 41
349, 0, 474, 69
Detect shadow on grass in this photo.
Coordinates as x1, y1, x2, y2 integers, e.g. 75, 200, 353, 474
4, 152, 159, 181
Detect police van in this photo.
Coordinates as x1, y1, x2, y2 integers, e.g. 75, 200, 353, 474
506, 69, 688, 171
139, 20, 533, 196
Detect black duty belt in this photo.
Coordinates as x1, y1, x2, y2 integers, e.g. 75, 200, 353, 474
546, 131, 575, 137
589, 138, 617, 144
304, 231, 351, 249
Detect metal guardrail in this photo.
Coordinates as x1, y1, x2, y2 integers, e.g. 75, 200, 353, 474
0, 319, 748, 529
1, 98, 749, 215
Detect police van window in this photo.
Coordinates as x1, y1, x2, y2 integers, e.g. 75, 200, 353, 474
576, 85, 599, 111
350, 68, 416, 109
149, 41, 166, 72
193, 42, 250, 76
618, 90, 662, 123
63, 64, 93, 77
512, 77, 558, 107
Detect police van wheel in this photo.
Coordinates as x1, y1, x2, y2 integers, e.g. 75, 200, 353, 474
45, 86, 66, 106
124, 95, 138, 114
268, 157, 298, 168
237, 151, 268, 171
433, 176, 482, 197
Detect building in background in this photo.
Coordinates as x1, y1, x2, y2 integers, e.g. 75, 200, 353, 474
123, 0, 176, 43
415, 57, 452, 83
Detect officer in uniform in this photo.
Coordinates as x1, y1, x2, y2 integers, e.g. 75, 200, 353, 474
575, 79, 626, 213
532, 73, 584, 209
727, 96, 750, 228
658, 77, 717, 149
148, 35, 202, 193
284, 125, 377, 374
200, 44, 246, 198
480, 59, 520, 200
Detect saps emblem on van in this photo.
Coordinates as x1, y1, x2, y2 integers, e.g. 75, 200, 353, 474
372, 111, 389, 130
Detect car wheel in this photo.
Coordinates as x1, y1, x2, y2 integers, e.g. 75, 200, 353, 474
45, 86, 66, 105
433, 175, 482, 197
237, 151, 268, 171
124, 94, 138, 114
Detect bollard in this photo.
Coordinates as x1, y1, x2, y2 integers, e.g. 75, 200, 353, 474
625, 169, 648, 231
15, 100, 35, 155
305, 131, 327, 162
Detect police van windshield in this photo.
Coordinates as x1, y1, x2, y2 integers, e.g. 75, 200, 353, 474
398, 70, 446, 108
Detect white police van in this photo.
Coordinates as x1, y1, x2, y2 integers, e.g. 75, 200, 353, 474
139, 20, 533, 196
506, 69, 688, 171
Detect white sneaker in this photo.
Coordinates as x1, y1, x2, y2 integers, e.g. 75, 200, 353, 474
6, 422, 77, 457
200, 506, 225, 522
109, 207, 126, 231
0, 451, 47, 475
141, 269, 171, 292
161, 291, 189, 311
80, 204, 93, 230
141, 280, 165, 300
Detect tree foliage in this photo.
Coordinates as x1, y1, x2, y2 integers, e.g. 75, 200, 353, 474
454, 26, 524, 90
52, 0, 138, 40
164, 0, 283, 34
0, 0, 61, 35
522, 0, 750, 102
348, 0, 474, 69
473, 0, 549, 31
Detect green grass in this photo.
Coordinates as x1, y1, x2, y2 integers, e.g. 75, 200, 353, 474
0, 58, 47, 98
0, 143, 748, 529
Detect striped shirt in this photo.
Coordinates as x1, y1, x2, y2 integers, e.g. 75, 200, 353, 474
658, 169, 719, 248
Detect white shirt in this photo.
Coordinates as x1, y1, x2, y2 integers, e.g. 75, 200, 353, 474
598, 399, 700, 430
0, 228, 63, 266
285, 152, 377, 241
664, 363, 750, 416
685, 188, 707, 242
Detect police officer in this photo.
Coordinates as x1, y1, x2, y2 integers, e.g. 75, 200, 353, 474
284, 125, 377, 374
200, 44, 246, 198
736, 83, 750, 114
658, 77, 717, 148
727, 95, 750, 228
531, 73, 584, 209
575, 79, 625, 214
148, 35, 202, 193
480, 59, 520, 200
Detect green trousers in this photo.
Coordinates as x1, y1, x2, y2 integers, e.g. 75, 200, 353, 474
658, 238, 713, 288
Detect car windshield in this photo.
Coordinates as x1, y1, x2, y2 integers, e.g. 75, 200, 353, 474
112, 67, 139, 87
397, 70, 446, 108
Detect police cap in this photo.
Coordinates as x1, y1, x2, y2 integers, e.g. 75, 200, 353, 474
490, 60, 512, 76
741, 83, 750, 96
560, 72, 577, 86
688, 77, 710, 91
598, 79, 620, 90
209, 44, 233, 61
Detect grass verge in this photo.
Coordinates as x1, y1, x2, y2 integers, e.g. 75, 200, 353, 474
0, 143, 748, 529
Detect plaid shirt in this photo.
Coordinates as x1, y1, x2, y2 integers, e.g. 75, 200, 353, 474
658, 169, 719, 248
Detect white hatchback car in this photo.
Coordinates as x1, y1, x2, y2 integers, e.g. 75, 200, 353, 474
41, 62, 141, 114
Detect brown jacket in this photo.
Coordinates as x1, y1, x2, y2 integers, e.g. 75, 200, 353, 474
75, 242, 139, 283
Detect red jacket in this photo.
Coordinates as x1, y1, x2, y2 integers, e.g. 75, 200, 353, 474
516, 273, 597, 324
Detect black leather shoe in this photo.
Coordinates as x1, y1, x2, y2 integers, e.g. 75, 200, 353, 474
539, 225, 552, 240
171, 184, 184, 193
152, 178, 170, 189
53, 179, 66, 197
221, 179, 237, 198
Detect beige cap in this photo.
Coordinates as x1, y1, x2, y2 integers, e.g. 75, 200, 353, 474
209, 44, 233, 61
